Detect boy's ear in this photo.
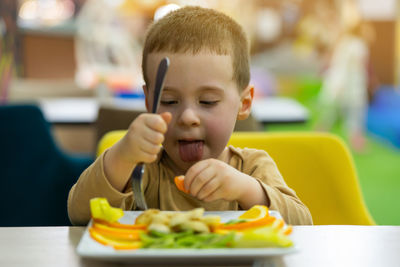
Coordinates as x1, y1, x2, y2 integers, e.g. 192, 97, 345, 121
237, 85, 254, 120
142, 84, 151, 112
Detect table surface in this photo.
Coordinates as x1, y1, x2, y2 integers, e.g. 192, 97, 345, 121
1, 225, 399, 267
38, 96, 309, 125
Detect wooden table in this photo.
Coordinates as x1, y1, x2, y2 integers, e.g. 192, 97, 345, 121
1, 226, 399, 267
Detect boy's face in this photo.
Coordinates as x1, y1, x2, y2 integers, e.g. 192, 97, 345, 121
145, 51, 253, 173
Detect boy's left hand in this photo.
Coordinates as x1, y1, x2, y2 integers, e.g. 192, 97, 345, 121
183, 159, 258, 203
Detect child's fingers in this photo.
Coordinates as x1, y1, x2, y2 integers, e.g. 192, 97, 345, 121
126, 121, 163, 147
196, 178, 220, 200
142, 126, 165, 145
145, 114, 169, 133
139, 138, 162, 155
184, 160, 210, 192
187, 166, 216, 197
138, 150, 158, 163
202, 190, 221, 202
160, 112, 172, 124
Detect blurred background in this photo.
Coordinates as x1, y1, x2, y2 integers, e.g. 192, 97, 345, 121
1, 0, 399, 225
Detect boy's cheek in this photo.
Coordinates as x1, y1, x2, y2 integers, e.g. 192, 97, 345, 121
208, 108, 237, 131
205, 119, 234, 145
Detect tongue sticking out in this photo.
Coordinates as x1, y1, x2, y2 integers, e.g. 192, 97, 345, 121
179, 141, 204, 162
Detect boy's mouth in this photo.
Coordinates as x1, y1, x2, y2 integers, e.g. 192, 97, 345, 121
178, 140, 204, 162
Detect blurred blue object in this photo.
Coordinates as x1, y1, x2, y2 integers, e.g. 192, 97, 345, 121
113, 90, 145, 99
0, 104, 93, 226
367, 87, 400, 148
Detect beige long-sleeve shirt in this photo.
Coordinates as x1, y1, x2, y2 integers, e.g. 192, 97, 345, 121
68, 146, 313, 226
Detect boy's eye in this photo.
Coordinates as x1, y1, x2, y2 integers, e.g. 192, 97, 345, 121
200, 100, 219, 105
161, 100, 178, 105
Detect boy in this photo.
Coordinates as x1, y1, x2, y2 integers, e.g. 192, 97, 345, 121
68, 6, 313, 226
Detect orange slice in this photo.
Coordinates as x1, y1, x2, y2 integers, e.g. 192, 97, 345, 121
92, 223, 144, 240
92, 218, 147, 230
238, 205, 268, 221
174, 175, 189, 193
271, 218, 285, 230
89, 228, 142, 250
218, 215, 275, 231
282, 225, 293, 235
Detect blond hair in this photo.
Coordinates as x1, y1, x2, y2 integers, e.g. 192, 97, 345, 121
142, 6, 250, 91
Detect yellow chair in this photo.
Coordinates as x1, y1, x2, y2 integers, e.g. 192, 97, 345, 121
97, 131, 375, 225
228, 132, 375, 225
97, 130, 127, 157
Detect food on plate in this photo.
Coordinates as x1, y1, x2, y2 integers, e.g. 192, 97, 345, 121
88, 198, 293, 250
89, 227, 142, 250
92, 218, 146, 230
174, 175, 189, 193
90, 198, 124, 222
233, 226, 293, 248
239, 205, 268, 221
135, 207, 220, 234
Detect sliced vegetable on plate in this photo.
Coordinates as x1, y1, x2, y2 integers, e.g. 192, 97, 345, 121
90, 197, 124, 222
87, 198, 293, 250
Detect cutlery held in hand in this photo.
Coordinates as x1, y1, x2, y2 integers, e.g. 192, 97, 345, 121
130, 57, 170, 210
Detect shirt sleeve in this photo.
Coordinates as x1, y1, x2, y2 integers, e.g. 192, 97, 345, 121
241, 148, 313, 225
67, 150, 134, 226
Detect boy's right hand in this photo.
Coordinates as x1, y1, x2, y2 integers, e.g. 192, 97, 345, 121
117, 112, 172, 165
103, 112, 171, 192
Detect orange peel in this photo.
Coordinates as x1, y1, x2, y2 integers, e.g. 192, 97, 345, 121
174, 175, 189, 193
238, 205, 268, 221
217, 216, 276, 231
92, 218, 147, 230
89, 228, 142, 250
92, 223, 144, 240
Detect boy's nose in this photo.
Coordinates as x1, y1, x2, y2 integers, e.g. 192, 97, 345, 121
178, 107, 200, 127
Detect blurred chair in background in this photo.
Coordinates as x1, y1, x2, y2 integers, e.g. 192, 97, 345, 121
228, 132, 375, 225
97, 131, 375, 225
96, 129, 127, 157
95, 106, 143, 145
0, 104, 93, 226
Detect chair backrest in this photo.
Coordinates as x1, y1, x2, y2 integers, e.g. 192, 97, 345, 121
0, 104, 93, 226
97, 130, 127, 157
96, 130, 375, 225
96, 106, 143, 145
228, 132, 375, 225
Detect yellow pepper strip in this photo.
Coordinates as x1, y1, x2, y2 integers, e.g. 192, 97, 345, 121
89, 228, 142, 250
213, 228, 230, 235
90, 198, 124, 222
272, 218, 285, 230
282, 225, 293, 235
217, 216, 276, 231
92, 223, 143, 241
233, 227, 293, 248
92, 218, 147, 230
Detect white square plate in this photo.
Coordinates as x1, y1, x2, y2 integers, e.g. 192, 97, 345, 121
77, 210, 297, 264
